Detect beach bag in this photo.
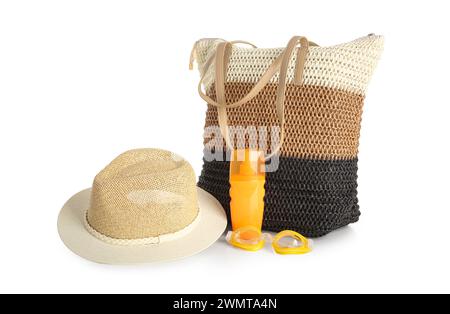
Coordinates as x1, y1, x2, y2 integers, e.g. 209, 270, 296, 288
190, 35, 384, 237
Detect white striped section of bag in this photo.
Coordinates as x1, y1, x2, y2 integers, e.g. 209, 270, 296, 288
194, 35, 384, 96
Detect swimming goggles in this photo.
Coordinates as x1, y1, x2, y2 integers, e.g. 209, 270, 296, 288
226, 226, 312, 255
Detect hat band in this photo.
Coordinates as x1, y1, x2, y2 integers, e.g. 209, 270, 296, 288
83, 210, 201, 246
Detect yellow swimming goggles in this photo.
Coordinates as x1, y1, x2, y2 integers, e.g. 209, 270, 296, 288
226, 226, 312, 255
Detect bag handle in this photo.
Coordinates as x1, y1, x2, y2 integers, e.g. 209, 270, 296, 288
194, 36, 312, 159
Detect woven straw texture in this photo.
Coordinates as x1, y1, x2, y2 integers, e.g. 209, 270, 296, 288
194, 35, 383, 237
87, 149, 199, 241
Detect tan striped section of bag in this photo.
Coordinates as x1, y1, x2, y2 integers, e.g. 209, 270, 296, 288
203, 83, 364, 159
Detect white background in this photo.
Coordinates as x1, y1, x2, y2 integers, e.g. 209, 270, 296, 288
1, 0, 449, 294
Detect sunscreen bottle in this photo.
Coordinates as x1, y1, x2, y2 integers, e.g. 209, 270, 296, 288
229, 149, 265, 240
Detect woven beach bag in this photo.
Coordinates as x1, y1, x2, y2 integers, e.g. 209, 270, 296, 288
190, 35, 384, 237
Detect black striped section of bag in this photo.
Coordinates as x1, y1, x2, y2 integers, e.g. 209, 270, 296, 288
198, 156, 359, 238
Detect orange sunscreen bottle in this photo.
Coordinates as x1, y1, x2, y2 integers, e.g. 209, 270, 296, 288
229, 149, 265, 240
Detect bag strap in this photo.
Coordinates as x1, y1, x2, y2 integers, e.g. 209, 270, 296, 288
195, 36, 311, 159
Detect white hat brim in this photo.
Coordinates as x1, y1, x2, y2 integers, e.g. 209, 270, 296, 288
57, 187, 228, 265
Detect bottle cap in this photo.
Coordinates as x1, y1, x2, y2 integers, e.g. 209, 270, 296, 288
230, 149, 265, 178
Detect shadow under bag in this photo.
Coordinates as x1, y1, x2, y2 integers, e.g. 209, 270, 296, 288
191, 35, 384, 237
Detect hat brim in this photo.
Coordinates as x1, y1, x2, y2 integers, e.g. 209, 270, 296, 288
58, 187, 228, 265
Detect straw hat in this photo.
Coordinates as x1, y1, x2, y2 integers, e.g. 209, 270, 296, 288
57, 149, 227, 264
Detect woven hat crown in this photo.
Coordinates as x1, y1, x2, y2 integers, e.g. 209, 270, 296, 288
86, 149, 199, 241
